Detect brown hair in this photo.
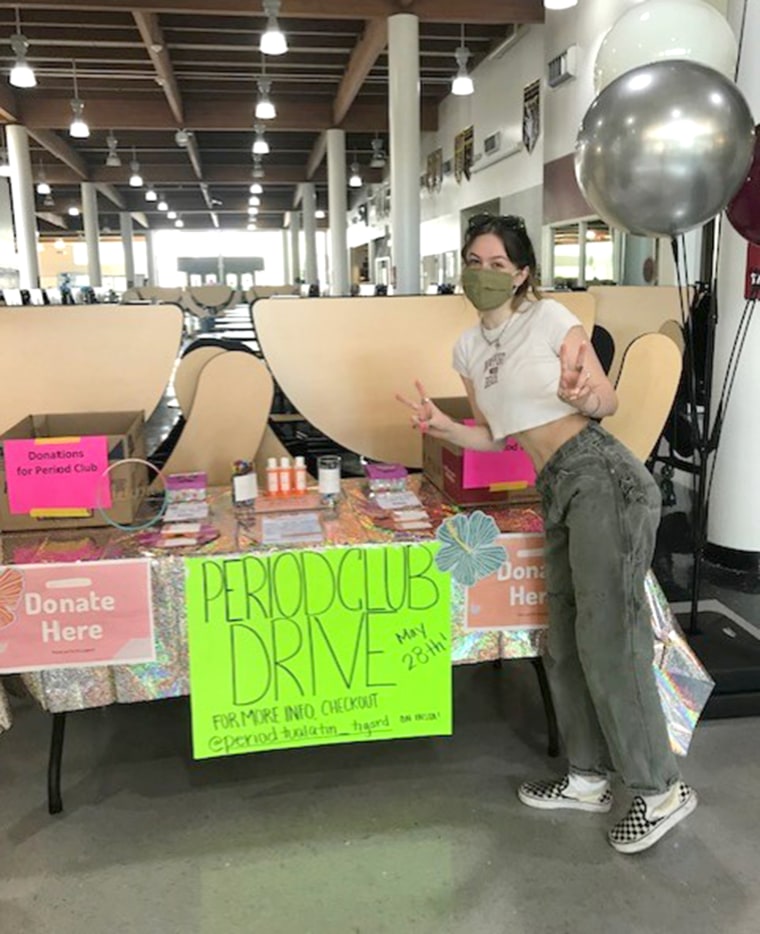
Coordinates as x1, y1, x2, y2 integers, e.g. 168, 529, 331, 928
461, 214, 542, 309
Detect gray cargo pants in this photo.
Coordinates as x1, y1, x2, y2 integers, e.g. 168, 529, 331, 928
535, 421, 680, 796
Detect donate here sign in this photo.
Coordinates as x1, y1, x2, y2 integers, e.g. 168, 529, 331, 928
0, 559, 155, 672
3, 436, 111, 514
185, 543, 452, 760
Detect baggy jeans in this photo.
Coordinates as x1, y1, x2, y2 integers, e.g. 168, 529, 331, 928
535, 421, 680, 796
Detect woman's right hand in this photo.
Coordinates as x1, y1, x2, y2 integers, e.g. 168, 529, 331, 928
395, 380, 454, 438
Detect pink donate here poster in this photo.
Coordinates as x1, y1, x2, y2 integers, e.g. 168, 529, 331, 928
0, 559, 155, 672
3, 435, 111, 514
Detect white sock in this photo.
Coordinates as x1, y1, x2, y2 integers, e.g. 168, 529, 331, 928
642, 783, 680, 819
567, 772, 609, 796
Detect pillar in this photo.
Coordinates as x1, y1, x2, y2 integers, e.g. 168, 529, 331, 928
388, 14, 421, 294
290, 210, 301, 285
282, 227, 291, 285
81, 182, 102, 288
6, 124, 39, 288
119, 212, 135, 288
327, 128, 349, 295
707, 0, 760, 561
302, 182, 318, 287
145, 228, 157, 285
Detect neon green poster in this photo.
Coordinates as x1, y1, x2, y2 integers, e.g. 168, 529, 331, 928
185, 543, 452, 759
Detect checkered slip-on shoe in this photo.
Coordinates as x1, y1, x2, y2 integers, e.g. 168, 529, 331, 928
608, 782, 697, 854
518, 776, 613, 813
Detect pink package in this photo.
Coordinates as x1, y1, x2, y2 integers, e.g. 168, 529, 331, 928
461, 421, 535, 489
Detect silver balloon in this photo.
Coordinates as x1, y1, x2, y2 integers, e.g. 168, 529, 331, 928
575, 60, 755, 238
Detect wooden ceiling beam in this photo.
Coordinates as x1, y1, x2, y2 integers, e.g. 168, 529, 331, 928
19, 95, 437, 132
5, 1, 544, 25
26, 129, 89, 179
305, 131, 327, 180
333, 18, 387, 127
133, 11, 184, 125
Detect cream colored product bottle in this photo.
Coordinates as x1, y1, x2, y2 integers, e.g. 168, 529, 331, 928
278, 456, 292, 495
266, 456, 280, 496
294, 455, 307, 493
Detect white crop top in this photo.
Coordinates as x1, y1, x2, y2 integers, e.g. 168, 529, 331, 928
452, 298, 582, 440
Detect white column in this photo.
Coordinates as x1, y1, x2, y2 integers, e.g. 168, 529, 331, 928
119, 212, 135, 288
6, 124, 39, 288
145, 228, 157, 285
327, 127, 349, 295
302, 182, 318, 286
388, 14, 421, 295
708, 0, 760, 558
290, 210, 301, 284
81, 182, 102, 288
282, 227, 291, 285
0, 179, 15, 273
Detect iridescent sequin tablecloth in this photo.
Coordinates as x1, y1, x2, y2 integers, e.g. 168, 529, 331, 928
0, 479, 545, 731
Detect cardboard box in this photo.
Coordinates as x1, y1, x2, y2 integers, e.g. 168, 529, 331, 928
422, 397, 541, 507
0, 411, 147, 532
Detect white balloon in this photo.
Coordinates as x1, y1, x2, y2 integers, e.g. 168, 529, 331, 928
594, 0, 738, 94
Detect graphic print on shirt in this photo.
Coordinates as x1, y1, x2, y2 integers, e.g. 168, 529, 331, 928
483, 351, 506, 389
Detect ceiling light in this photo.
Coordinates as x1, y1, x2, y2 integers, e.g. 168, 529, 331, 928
167, 210, 177, 220
249, 195, 261, 206
157, 197, 168, 211
175, 128, 191, 148
145, 186, 157, 202
69, 61, 90, 137
315, 208, 326, 219
43, 193, 55, 207
174, 216, 184, 228
105, 131, 121, 167
246, 222, 257, 231
249, 182, 263, 194
68, 206, 80, 216
544, 0, 578, 9
348, 159, 362, 188
54, 237, 65, 252
451, 27, 474, 97
252, 123, 269, 155
260, 0, 288, 56
255, 78, 276, 120
252, 156, 265, 179
128, 149, 143, 187
35, 164, 51, 196
9, 12, 36, 89
369, 136, 386, 169
248, 205, 259, 216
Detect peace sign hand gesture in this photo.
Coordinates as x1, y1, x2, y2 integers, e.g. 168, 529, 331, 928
395, 380, 454, 438
558, 340, 596, 410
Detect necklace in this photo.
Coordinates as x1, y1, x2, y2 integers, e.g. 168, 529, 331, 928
479, 315, 512, 348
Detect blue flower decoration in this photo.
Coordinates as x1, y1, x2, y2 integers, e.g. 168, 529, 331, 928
435, 511, 506, 587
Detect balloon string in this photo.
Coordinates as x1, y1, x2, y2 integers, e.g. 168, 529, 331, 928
734, 0, 750, 83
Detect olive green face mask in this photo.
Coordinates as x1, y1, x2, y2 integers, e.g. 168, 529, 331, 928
461, 267, 515, 312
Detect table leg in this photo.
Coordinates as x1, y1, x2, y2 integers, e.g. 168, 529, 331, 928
48, 712, 67, 815
530, 658, 559, 758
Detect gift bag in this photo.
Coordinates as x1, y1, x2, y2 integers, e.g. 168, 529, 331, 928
645, 571, 715, 756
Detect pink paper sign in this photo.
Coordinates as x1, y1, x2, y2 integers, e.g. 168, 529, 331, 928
3, 435, 111, 514
462, 423, 536, 490
465, 533, 548, 630
0, 559, 155, 672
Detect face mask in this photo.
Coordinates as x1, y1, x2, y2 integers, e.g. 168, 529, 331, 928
461, 267, 515, 312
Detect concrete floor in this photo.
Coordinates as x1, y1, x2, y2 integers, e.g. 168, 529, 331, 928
1, 658, 758, 934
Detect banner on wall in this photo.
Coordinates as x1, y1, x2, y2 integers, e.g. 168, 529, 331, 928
522, 79, 541, 154
454, 126, 474, 184
464, 533, 548, 631
185, 543, 453, 760
0, 559, 154, 672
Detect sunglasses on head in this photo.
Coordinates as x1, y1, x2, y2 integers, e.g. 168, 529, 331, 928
466, 213, 527, 235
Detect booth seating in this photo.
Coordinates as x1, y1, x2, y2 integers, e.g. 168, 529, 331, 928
602, 332, 683, 462
0, 304, 183, 436
159, 347, 274, 485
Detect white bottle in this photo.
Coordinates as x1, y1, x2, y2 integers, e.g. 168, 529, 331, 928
278, 456, 292, 495
294, 455, 307, 493
266, 456, 279, 496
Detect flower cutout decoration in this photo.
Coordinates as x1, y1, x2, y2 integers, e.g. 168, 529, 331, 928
435, 511, 506, 587
0, 567, 24, 628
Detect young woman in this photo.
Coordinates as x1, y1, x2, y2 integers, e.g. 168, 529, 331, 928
397, 214, 696, 855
